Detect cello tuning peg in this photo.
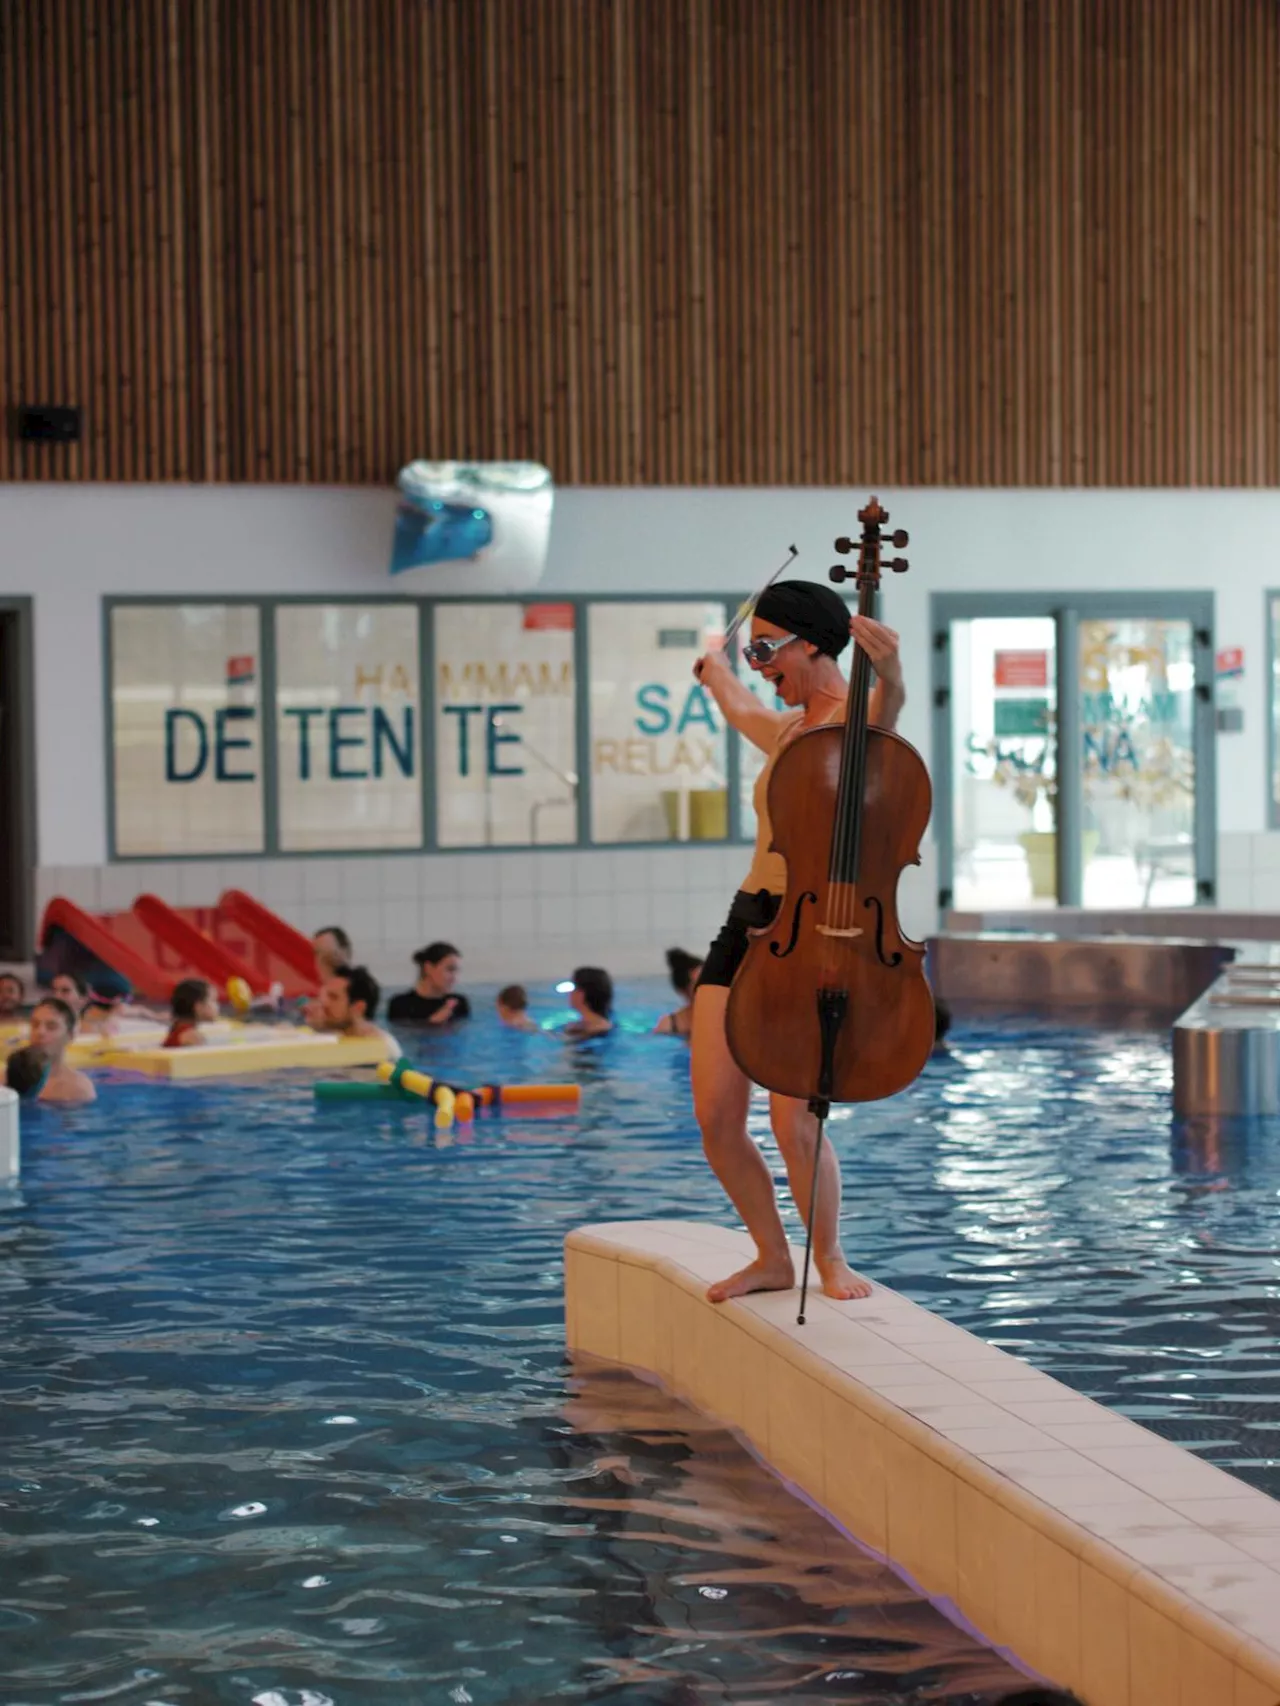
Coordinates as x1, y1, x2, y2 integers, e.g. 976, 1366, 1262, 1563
833, 536, 855, 554
890, 557, 909, 573
890, 529, 909, 548
828, 564, 850, 583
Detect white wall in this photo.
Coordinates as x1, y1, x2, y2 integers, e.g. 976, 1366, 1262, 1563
2, 483, 1279, 974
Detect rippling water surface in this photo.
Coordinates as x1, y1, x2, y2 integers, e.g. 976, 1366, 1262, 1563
2, 986, 1278, 1703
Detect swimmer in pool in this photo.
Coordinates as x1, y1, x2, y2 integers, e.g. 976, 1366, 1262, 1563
388, 943, 472, 1026
654, 948, 703, 1038
496, 984, 539, 1033
301, 926, 353, 1027
164, 978, 219, 1047
314, 965, 401, 1057
5, 1044, 50, 1099
50, 972, 89, 1017
28, 998, 96, 1104
312, 926, 352, 980
562, 967, 614, 1040
79, 992, 125, 1037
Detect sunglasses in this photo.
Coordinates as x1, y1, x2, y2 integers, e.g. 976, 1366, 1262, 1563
741, 633, 799, 667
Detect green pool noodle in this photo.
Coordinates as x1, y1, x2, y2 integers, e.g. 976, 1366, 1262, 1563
314, 1080, 407, 1101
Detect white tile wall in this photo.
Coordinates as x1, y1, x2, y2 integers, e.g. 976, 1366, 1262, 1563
28, 832, 1001, 989
21, 847, 741, 984
42, 832, 1280, 997
1216, 833, 1280, 910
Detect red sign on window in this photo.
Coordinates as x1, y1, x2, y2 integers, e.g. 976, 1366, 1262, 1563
1215, 646, 1244, 679
994, 649, 1048, 689
522, 603, 575, 631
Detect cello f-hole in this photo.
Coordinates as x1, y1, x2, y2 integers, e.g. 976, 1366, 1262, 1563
864, 895, 903, 968
769, 890, 818, 959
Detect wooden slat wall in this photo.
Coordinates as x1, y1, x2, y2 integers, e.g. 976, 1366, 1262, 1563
2, 0, 1278, 486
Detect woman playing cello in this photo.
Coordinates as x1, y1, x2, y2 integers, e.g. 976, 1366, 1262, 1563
692, 580, 905, 1304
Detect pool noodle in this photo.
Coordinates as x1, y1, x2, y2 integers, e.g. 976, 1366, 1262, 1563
314, 1081, 405, 1101
335, 1065, 580, 1109
474, 1082, 581, 1107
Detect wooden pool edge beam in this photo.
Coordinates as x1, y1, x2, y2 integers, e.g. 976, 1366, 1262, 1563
565, 1220, 1280, 1706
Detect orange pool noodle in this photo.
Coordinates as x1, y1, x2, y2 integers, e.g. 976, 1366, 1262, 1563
474, 1082, 581, 1107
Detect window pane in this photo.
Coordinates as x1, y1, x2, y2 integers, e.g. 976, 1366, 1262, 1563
275, 604, 423, 852
111, 604, 265, 857
588, 601, 728, 844
1080, 618, 1195, 907
433, 602, 577, 847
948, 617, 1058, 908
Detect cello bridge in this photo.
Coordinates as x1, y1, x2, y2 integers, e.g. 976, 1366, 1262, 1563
815, 923, 863, 940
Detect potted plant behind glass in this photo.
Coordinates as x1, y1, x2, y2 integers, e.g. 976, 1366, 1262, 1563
979, 713, 1098, 901
993, 744, 1060, 900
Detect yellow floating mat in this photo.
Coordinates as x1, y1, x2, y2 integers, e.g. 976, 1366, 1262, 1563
98, 1030, 394, 1079
68, 1025, 169, 1063
6, 1021, 173, 1064
66, 1021, 242, 1065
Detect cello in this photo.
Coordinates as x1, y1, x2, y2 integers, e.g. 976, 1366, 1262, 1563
724, 497, 936, 1319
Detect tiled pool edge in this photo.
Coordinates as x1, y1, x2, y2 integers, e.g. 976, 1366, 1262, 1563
565, 1220, 1280, 1706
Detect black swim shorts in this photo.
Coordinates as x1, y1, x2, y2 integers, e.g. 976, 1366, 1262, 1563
699, 889, 782, 988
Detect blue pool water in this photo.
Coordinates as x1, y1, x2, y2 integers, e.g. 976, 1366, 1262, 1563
2, 986, 1279, 1704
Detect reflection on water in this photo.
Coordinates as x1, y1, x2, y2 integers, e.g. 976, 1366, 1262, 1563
558, 1364, 1035, 1703
0, 990, 1276, 1699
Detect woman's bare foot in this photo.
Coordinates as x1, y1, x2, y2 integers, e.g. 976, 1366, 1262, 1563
707, 1256, 795, 1304
816, 1255, 873, 1301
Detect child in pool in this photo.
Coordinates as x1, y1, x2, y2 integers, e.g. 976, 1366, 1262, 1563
5, 1045, 50, 1099
496, 985, 539, 1033
79, 992, 125, 1037
164, 979, 219, 1048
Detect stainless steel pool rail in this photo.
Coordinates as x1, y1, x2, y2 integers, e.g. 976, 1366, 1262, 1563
1174, 953, 1280, 1115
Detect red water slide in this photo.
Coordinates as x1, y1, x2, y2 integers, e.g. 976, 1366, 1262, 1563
38, 891, 319, 1003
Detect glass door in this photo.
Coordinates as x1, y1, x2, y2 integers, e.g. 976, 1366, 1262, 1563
949, 617, 1058, 910
933, 595, 1213, 913
1079, 618, 1197, 907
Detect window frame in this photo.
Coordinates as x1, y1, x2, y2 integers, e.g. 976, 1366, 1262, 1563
1267, 591, 1280, 831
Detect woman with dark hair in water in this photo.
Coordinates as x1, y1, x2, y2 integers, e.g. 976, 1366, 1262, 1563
654, 948, 703, 1038
563, 967, 613, 1040
28, 999, 96, 1103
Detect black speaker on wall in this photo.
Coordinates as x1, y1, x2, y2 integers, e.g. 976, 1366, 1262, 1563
14, 404, 81, 443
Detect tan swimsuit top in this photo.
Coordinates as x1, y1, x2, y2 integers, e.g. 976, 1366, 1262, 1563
742, 703, 845, 896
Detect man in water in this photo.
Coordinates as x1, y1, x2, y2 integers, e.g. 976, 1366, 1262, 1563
313, 965, 401, 1058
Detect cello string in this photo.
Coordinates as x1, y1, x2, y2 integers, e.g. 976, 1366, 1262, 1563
832, 543, 876, 932
831, 546, 865, 932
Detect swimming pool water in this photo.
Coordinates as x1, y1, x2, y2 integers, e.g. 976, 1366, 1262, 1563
2, 986, 1278, 1703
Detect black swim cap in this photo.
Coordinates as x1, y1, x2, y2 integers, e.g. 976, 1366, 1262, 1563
754, 580, 850, 657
